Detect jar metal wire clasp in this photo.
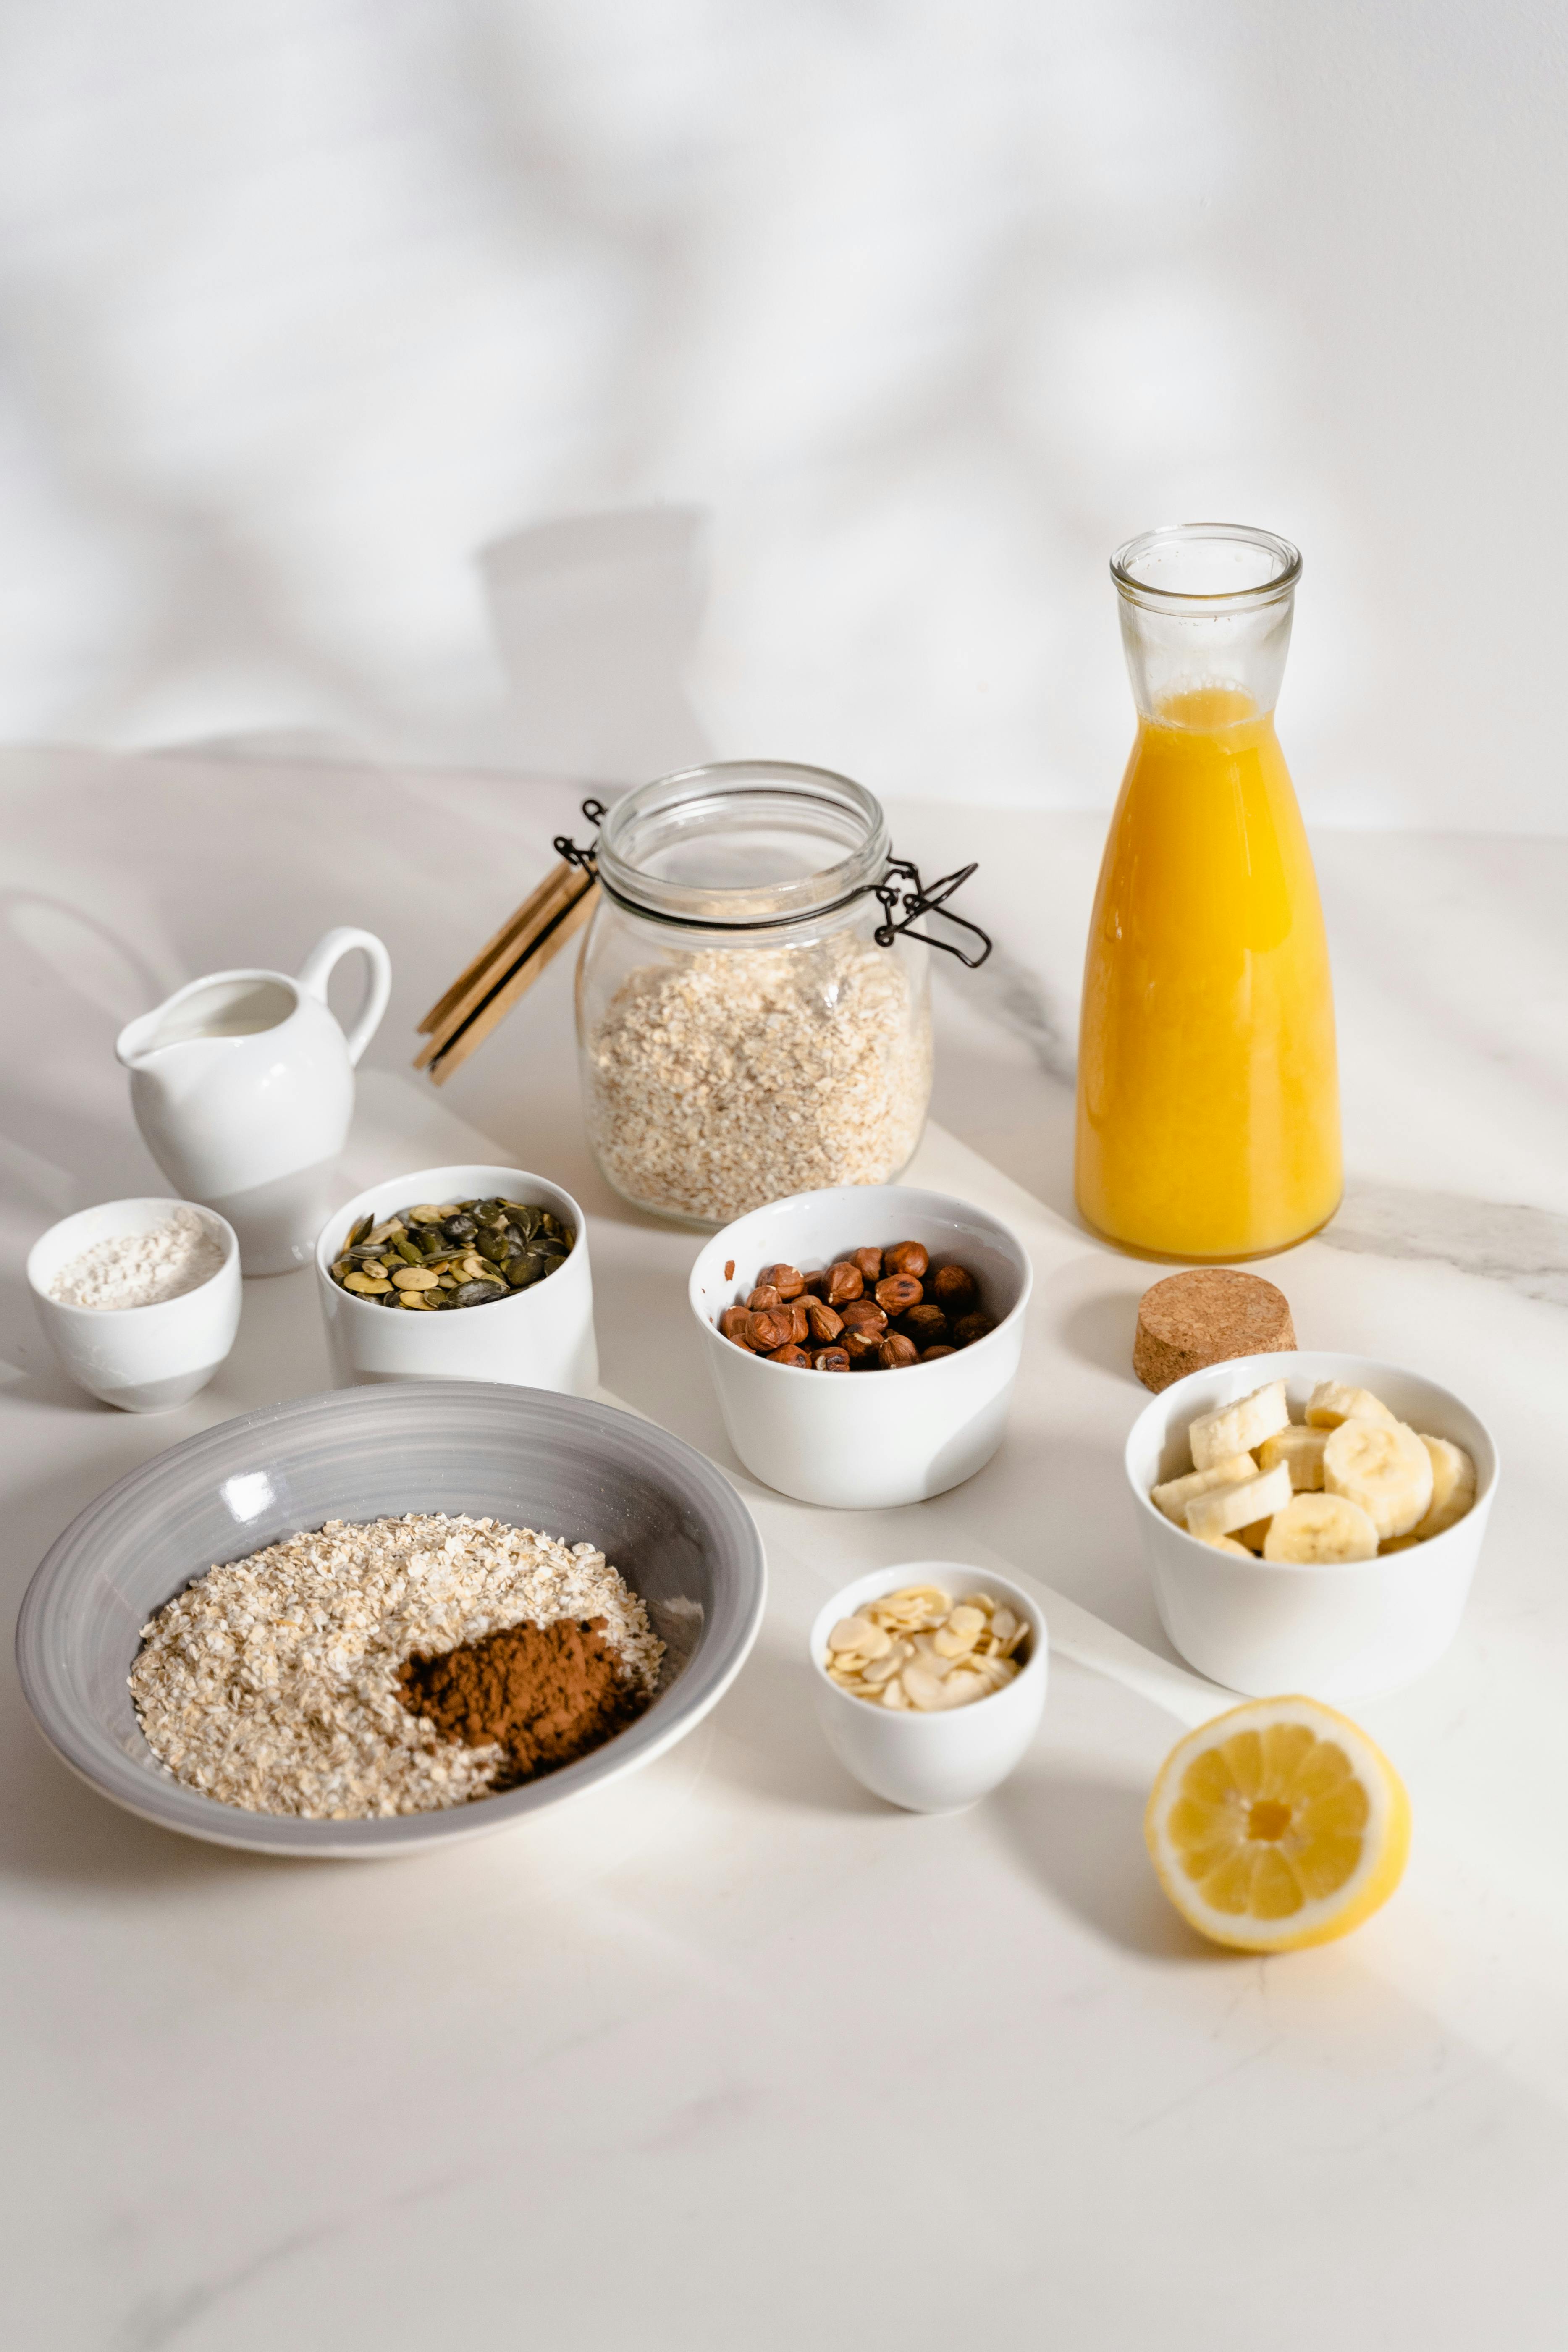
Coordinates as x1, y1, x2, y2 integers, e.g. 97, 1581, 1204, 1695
554, 796, 991, 966
553, 798, 607, 874
872, 857, 991, 968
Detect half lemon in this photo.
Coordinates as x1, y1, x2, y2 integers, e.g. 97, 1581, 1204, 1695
1145, 1696, 1411, 1952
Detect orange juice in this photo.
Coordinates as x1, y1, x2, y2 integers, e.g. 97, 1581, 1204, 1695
1074, 687, 1340, 1259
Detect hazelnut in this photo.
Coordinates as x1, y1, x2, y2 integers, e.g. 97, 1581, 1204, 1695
931, 1264, 977, 1311
804, 1297, 844, 1344
952, 1311, 995, 1347
747, 1306, 796, 1351
733, 1241, 983, 1374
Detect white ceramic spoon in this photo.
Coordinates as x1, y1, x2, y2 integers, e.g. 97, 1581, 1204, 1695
1011, 1570, 1237, 1729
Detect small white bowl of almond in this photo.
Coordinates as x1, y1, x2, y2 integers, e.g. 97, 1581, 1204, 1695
1125, 1352, 1498, 1702
810, 1563, 1048, 1813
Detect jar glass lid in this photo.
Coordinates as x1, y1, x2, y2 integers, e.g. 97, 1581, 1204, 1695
593, 761, 891, 929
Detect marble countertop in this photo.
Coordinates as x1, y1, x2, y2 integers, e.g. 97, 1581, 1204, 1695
2, 748, 1565, 2351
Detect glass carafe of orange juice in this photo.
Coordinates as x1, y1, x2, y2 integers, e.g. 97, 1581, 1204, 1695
1075, 523, 1340, 1259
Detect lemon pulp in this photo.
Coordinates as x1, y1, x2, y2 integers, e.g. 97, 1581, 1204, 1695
1145, 1697, 1411, 1952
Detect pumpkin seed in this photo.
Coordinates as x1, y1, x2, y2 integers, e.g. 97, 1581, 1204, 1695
331, 1196, 573, 1308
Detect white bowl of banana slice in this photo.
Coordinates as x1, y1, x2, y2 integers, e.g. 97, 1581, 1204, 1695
1125, 1352, 1498, 1702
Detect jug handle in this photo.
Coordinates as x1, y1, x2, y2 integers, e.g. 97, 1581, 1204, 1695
295, 928, 393, 1067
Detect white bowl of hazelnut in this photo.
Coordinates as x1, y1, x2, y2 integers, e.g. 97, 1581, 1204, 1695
688, 1184, 1032, 1508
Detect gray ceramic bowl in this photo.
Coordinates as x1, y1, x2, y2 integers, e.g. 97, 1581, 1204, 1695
16, 1381, 766, 1858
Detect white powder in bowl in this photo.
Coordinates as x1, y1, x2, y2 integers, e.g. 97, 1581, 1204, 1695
48, 1207, 226, 1310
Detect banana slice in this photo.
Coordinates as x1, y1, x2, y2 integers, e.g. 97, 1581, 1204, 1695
1323, 1417, 1434, 1540
1305, 1381, 1398, 1431
1185, 1461, 1293, 1543
1413, 1435, 1476, 1539
1233, 1517, 1272, 1554
1151, 1455, 1257, 1525
1263, 1493, 1379, 1563
1256, 1424, 1328, 1490
1189, 1380, 1290, 1471
1201, 1534, 1251, 1555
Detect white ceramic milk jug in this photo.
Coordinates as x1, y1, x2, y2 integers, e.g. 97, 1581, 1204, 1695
115, 928, 392, 1276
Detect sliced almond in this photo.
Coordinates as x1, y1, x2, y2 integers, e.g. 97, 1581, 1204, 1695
901, 1664, 947, 1710
827, 1616, 878, 1654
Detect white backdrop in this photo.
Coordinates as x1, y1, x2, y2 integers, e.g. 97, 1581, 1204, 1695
0, 0, 1563, 826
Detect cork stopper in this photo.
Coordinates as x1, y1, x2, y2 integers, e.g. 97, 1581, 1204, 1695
1133, 1269, 1296, 1393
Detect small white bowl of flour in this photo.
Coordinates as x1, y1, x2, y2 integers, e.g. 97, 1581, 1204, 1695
27, 1199, 241, 1412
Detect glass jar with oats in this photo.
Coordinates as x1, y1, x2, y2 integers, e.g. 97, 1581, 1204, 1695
574, 763, 984, 1230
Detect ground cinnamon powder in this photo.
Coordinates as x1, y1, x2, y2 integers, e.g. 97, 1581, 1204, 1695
396, 1616, 644, 1787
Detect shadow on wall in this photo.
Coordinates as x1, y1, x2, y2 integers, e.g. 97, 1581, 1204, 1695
145, 502, 718, 787
480, 506, 713, 783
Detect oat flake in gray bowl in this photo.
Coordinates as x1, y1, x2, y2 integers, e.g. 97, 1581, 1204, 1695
15, 1382, 766, 1857
129, 1514, 664, 1820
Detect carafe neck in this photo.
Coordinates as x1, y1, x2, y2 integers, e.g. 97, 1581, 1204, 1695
1113, 522, 1298, 725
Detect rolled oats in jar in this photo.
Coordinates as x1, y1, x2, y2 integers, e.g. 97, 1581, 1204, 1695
574, 763, 956, 1229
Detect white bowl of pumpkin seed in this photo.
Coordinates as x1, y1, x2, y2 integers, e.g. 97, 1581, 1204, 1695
315, 1164, 599, 1396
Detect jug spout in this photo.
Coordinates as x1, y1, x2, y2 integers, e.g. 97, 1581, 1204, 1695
117, 970, 304, 1067
114, 1007, 164, 1071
